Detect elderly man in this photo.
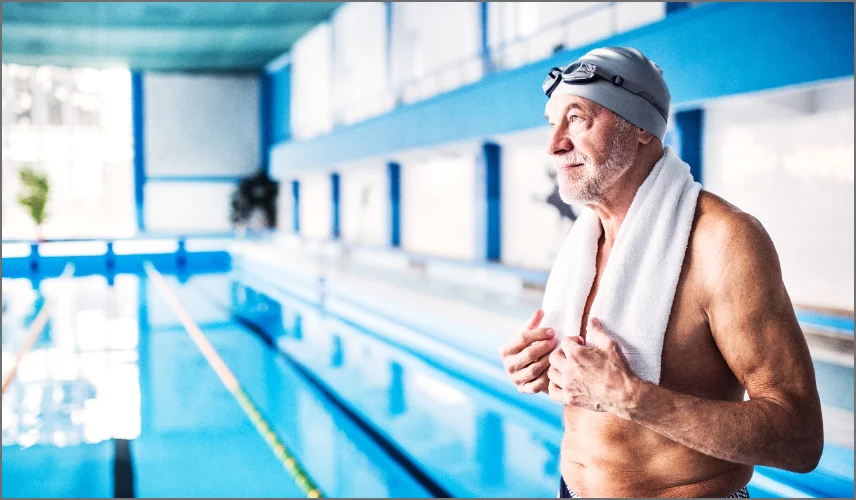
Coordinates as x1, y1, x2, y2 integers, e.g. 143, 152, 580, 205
500, 47, 823, 498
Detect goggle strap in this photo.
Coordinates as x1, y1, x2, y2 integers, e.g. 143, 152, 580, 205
594, 66, 668, 120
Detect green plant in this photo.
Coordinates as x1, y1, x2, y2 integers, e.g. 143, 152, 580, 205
17, 165, 50, 236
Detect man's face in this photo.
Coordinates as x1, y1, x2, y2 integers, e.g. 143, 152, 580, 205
544, 94, 639, 204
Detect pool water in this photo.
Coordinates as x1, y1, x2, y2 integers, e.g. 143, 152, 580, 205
1, 269, 853, 498
2, 272, 435, 498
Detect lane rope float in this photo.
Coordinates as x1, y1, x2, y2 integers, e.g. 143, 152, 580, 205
143, 261, 323, 498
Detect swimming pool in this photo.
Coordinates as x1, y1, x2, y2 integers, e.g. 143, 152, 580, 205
2, 266, 853, 498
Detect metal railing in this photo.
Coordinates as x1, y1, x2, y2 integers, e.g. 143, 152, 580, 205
491, 2, 619, 72
306, 2, 623, 134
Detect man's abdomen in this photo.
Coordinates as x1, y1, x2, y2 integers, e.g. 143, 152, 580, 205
560, 409, 754, 497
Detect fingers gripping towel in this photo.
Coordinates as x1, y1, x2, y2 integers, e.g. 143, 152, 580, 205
540, 146, 701, 384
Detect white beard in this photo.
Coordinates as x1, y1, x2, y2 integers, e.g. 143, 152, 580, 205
557, 120, 638, 204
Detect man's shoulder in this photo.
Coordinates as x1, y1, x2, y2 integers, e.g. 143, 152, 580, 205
692, 190, 772, 254
690, 191, 780, 286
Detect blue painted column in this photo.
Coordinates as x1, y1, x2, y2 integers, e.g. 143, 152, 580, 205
387, 162, 401, 247
291, 180, 300, 233
330, 173, 341, 240
674, 109, 704, 185
131, 72, 146, 232
475, 142, 502, 262
479, 2, 492, 75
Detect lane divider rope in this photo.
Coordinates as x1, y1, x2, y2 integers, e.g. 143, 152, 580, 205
2, 263, 75, 395
143, 261, 323, 498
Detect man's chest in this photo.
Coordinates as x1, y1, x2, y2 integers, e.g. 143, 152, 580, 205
653, 264, 742, 398
579, 245, 739, 396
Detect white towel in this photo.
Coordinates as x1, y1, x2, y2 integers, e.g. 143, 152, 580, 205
540, 146, 701, 384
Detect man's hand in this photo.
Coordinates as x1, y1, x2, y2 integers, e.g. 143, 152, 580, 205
547, 317, 639, 418
500, 309, 559, 394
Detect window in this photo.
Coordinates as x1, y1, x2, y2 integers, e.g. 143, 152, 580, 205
1, 64, 136, 240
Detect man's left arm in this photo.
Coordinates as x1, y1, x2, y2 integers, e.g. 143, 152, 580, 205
548, 215, 824, 472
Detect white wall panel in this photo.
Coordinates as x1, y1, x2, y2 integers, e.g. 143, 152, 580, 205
340, 165, 388, 247
391, 2, 482, 103
277, 181, 295, 233
290, 23, 334, 139
144, 73, 260, 177
401, 155, 477, 260
615, 2, 666, 33
498, 129, 579, 270
488, 2, 664, 70
299, 173, 332, 240
703, 79, 854, 311
144, 182, 235, 233
331, 2, 391, 125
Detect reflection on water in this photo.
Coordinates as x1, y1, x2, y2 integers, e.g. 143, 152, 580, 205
2, 274, 141, 448
229, 276, 563, 498
229, 270, 855, 498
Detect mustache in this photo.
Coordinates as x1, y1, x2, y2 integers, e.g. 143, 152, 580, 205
557, 153, 589, 166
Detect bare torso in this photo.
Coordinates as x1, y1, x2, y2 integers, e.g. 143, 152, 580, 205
560, 191, 755, 497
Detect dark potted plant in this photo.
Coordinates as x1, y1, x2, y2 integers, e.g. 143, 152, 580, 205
229, 172, 279, 237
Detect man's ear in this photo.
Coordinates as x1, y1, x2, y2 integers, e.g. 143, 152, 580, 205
637, 128, 654, 145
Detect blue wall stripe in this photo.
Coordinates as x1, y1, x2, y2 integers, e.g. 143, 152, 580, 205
131, 71, 145, 231
292, 180, 300, 233
268, 2, 854, 174
331, 173, 341, 240
674, 109, 704, 185
387, 162, 401, 248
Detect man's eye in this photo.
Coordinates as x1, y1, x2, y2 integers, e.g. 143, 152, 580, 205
569, 115, 581, 122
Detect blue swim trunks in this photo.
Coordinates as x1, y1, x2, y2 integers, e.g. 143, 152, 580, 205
559, 477, 750, 498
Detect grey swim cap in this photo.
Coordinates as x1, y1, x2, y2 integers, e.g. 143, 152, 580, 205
547, 47, 671, 141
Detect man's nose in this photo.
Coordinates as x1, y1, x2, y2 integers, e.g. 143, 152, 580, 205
548, 128, 573, 157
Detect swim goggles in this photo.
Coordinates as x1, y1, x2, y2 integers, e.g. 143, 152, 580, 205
542, 60, 668, 120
